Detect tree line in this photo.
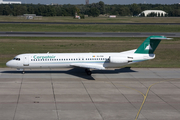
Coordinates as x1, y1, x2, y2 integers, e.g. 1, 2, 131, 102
0, 1, 180, 17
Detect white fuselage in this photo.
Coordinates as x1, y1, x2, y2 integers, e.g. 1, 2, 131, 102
6, 49, 155, 70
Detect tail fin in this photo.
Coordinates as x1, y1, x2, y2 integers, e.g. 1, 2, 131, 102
135, 36, 171, 54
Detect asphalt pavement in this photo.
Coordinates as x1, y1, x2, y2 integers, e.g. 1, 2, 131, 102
0, 68, 180, 120
1, 32, 180, 37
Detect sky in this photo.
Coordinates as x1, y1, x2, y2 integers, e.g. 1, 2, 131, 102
6, 0, 180, 4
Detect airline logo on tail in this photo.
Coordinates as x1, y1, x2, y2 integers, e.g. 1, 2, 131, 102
145, 44, 153, 50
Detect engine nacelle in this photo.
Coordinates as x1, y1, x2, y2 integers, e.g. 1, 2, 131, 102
109, 56, 129, 64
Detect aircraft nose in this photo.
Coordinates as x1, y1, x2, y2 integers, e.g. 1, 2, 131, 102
6, 60, 13, 67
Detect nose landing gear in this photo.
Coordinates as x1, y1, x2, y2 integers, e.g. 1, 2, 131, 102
17, 68, 25, 74
85, 69, 92, 75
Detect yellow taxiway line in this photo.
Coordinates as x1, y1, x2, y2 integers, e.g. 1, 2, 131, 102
135, 79, 178, 120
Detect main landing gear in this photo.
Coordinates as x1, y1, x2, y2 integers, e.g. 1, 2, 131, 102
85, 69, 92, 76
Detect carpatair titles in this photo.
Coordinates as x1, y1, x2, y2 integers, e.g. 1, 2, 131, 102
33, 55, 56, 59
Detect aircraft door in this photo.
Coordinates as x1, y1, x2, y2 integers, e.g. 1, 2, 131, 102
23, 56, 29, 66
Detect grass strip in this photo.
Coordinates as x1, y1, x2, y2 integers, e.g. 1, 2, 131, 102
0, 24, 180, 32
1, 16, 180, 23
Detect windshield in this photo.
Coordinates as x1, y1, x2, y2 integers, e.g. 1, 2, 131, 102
13, 58, 20, 61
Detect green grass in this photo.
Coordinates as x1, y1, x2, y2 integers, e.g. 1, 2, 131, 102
0, 37, 146, 40
0, 24, 180, 32
1, 37, 180, 68
0, 16, 180, 23
0, 16, 179, 68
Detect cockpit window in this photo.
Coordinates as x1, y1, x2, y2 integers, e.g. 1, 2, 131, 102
13, 58, 20, 61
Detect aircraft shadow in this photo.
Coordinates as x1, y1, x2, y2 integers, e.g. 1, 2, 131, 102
1, 67, 137, 80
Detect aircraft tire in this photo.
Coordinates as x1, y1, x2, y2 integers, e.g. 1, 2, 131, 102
87, 71, 92, 76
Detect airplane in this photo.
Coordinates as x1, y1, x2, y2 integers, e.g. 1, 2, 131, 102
6, 36, 171, 75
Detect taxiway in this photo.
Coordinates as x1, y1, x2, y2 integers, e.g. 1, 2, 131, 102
0, 68, 180, 120
1, 32, 180, 37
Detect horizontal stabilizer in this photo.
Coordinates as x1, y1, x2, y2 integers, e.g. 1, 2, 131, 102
150, 37, 172, 40
71, 63, 105, 70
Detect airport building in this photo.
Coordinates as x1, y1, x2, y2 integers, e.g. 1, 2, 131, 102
139, 10, 167, 17
0, 0, 21, 4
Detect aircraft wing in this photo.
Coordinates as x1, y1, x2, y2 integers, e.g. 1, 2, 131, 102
70, 63, 105, 70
